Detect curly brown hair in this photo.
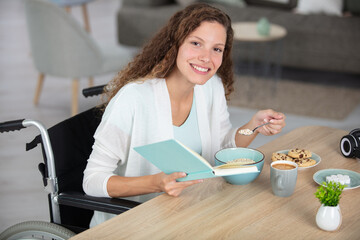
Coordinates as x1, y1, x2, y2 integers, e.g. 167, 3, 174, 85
104, 3, 234, 106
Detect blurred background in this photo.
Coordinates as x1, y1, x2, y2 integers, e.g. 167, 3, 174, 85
0, 0, 359, 233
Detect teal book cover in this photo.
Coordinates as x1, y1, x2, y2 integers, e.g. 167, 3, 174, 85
134, 139, 258, 182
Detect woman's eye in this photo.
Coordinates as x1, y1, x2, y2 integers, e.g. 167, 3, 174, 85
214, 48, 223, 53
191, 41, 200, 46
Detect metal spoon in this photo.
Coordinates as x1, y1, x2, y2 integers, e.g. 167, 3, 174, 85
238, 122, 271, 136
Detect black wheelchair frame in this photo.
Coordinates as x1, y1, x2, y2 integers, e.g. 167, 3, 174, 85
0, 85, 139, 239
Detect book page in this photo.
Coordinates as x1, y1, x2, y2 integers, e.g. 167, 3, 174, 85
175, 139, 212, 168
213, 165, 259, 176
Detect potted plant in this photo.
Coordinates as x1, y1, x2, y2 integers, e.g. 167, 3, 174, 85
314, 181, 345, 231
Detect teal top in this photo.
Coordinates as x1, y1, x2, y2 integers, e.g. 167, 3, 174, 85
173, 95, 202, 155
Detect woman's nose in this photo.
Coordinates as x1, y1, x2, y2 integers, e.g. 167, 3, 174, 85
198, 50, 210, 63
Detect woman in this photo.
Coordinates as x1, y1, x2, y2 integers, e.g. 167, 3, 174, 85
83, 3, 286, 226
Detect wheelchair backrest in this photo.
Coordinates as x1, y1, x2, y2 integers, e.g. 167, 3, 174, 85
26, 107, 103, 231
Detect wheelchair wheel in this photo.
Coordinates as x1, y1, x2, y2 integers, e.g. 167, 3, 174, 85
0, 221, 75, 240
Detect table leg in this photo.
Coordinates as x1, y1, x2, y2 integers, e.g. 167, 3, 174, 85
263, 42, 272, 80
247, 42, 256, 100
273, 39, 284, 91
81, 4, 91, 33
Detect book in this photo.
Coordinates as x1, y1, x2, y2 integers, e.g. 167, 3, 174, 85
134, 139, 259, 182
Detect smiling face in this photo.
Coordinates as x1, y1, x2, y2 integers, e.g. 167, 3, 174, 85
169, 21, 227, 87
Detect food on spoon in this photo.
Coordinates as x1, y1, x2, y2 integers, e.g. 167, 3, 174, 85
238, 129, 253, 136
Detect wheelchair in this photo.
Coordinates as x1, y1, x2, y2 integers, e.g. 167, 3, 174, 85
0, 85, 140, 239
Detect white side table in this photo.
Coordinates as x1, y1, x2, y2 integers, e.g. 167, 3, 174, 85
232, 22, 287, 91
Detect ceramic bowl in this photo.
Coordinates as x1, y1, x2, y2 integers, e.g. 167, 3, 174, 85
214, 147, 265, 185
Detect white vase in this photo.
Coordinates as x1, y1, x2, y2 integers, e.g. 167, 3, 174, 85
316, 204, 342, 231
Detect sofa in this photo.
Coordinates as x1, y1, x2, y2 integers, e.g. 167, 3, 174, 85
117, 0, 360, 75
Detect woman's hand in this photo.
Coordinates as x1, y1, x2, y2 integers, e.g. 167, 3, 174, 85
107, 172, 202, 198
252, 109, 286, 136
154, 172, 203, 197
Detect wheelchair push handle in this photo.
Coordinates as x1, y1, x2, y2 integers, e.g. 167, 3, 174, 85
0, 118, 60, 223
0, 118, 56, 180
0, 119, 26, 133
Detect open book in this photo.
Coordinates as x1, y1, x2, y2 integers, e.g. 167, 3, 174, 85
134, 139, 259, 182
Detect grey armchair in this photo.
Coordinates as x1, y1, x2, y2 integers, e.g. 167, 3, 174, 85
50, 0, 96, 87
24, 0, 138, 115
49, 0, 96, 33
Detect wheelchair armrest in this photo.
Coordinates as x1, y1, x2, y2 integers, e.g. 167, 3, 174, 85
57, 191, 141, 215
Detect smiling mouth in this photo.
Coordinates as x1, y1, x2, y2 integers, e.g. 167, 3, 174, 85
191, 64, 210, 73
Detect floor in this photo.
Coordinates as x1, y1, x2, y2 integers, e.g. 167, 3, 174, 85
0, 0, 359, 233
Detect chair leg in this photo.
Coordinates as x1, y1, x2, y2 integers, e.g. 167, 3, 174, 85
34, 73, 45, 105
71, 79, 79, 116
88, 77, 94, 87
81, 4, 91, 33
81, 4, 94, 87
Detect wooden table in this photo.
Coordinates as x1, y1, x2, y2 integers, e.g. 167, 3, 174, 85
71, 126, 360, 240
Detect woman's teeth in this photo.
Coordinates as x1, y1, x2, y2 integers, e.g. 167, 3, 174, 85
192, 64, 209, 72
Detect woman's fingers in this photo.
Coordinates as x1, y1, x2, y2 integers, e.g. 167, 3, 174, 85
163, 172, 203, 197
257, 109, 286, 135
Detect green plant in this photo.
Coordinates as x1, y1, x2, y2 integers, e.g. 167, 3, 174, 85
314, 181, 345, 206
